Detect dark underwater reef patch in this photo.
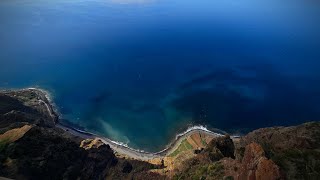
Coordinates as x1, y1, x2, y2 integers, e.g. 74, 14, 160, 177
55, 63, 320, 151
166, 66, 320, 133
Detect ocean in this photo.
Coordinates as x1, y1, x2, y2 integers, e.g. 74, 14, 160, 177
0, 0, 320, 151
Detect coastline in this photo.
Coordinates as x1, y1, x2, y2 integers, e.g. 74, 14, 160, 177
3, 87, 232, 160
57, 122, 225, 160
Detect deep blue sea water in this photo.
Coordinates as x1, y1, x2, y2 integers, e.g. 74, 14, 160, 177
1, 0, 320, 151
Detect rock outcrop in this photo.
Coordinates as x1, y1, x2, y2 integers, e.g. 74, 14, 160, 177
207, 135, 235, 159
0, 89, 57, 134
240, 122, 320, 152
80, 138, 105, 150
221, 142, 281, 180
239, 122, 320, 179
0, 89, 319, 180
172, 135, 235, 179
0, 89, 163, 180
0, 126, 124, 179
173, 122, 320, 180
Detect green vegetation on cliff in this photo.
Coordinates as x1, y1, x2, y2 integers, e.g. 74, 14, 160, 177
1, 89, 320, 180
169, 139, 193, 157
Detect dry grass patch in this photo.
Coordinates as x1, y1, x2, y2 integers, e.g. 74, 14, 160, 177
0, 125, 32, 143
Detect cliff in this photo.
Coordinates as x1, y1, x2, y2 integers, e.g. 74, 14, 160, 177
0, 89, 163, 180
172, 122, 320, 180
0, 89, 319, 180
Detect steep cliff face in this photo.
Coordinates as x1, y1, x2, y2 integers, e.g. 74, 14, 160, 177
0, 89, 56, 133
0, 90, 164, 180
221, 142, 281, 180
172, 136, 280, 180
240, 122, 320, 152
0, 89, 319, 180
172, 136, 236, 179
0, 126, 116, 179
173, 122, 320, 180
239, 122, 320, 179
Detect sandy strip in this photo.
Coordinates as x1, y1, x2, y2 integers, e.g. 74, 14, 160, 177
56, 123, 222, 160
3, 87, 234, 161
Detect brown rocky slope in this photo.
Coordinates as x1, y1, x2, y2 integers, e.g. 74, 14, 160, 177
173, 122, 320, 180
0, 89, 319, 179
0, 89, 164, 180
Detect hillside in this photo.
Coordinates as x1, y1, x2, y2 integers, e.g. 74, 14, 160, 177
0, 89, 319, 180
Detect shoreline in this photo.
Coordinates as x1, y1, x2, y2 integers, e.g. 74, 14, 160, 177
2, 87, 233, 160
57, 122, 225, 160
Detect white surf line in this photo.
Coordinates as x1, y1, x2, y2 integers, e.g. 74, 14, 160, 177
57, 120, 234, 160
37, 99, 53, 117
60, 122, 240, 160
0, 87, 56, 120
22, 88, 239, 160
56, 123, 161, 160
27, 88, 58, 122
156, 127, 223, 156
65, 123, 227, 159
23, 87, 59, 124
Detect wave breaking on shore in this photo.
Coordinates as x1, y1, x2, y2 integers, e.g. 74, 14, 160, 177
7, 87, 231, 156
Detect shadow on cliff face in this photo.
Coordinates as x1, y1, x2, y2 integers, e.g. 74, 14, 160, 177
173, 122, 320, 180
166, 65, 320, 133
0, 126, 164, 180
0, 90, 165, 180
0, 93, 51, 133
